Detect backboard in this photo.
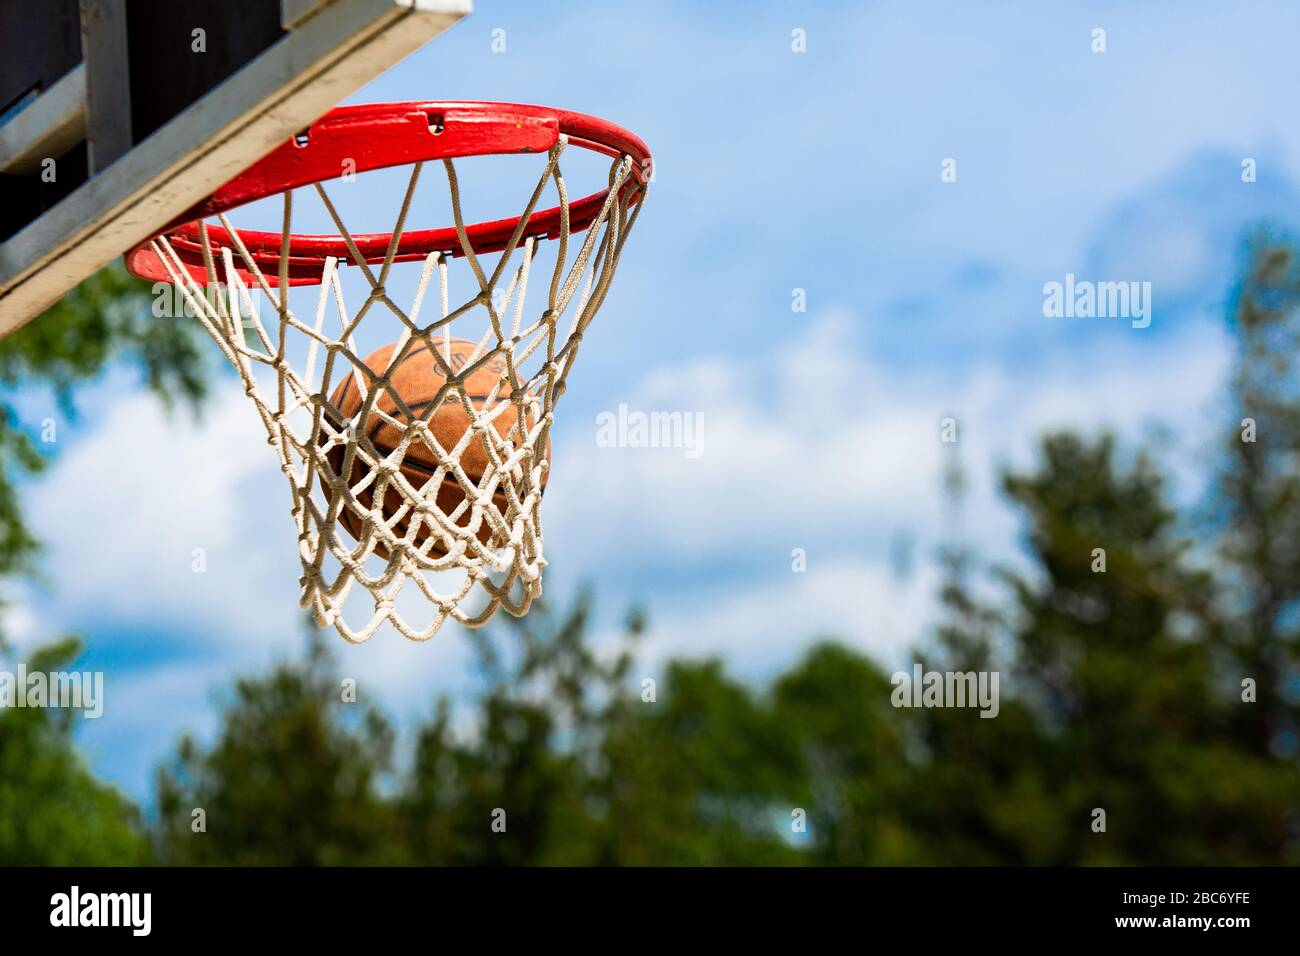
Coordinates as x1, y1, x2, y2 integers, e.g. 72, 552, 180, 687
0, 0, 471, 333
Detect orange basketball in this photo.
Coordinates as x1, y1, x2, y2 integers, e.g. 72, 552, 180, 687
324, 338, 549, 557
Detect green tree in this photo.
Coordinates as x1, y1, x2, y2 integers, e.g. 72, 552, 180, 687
599, 656, 805, 865
155, 631, 398, 865
918, 433, 1293, 864
771, 643, 914, 864
1218, 241, 1300, 763
0, 638, 150, 865
400, 594, 621, 865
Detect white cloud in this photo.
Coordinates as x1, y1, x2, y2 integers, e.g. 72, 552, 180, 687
24, 380, 302, 645
542, 309, 1232, 670
0, 596, 38, 652
613, 558, 946, 684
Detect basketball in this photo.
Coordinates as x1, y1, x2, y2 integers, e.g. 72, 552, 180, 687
324, 338, 550, 557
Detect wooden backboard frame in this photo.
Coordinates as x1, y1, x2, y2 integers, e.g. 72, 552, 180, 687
0, 0, 470, 333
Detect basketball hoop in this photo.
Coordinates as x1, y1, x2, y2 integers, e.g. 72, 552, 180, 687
128, 101, 650, 643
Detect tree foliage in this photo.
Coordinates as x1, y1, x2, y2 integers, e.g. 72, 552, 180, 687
0, 638, 150, 865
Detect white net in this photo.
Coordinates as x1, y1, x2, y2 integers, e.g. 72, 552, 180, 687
149, 136, 645, 642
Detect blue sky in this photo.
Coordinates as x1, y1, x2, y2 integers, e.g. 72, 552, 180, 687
7, 0, 1300, 801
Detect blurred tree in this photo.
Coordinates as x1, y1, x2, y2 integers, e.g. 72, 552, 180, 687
155, 631, 399, 865
154, 595, 810, 865
150, 418, 1300, 865
1002, 436, 1218, 863
950, 433, 1290, 864
599, 655, 805, 865
771, 643, 913, 864
890, 451, 1055, 866
400, 596, 612, 865
402, 593, 804, 864
0, 638, 149, 864
1218, 241, 1300, 767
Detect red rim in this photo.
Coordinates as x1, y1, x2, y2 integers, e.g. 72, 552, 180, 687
125, 101, 651, 287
